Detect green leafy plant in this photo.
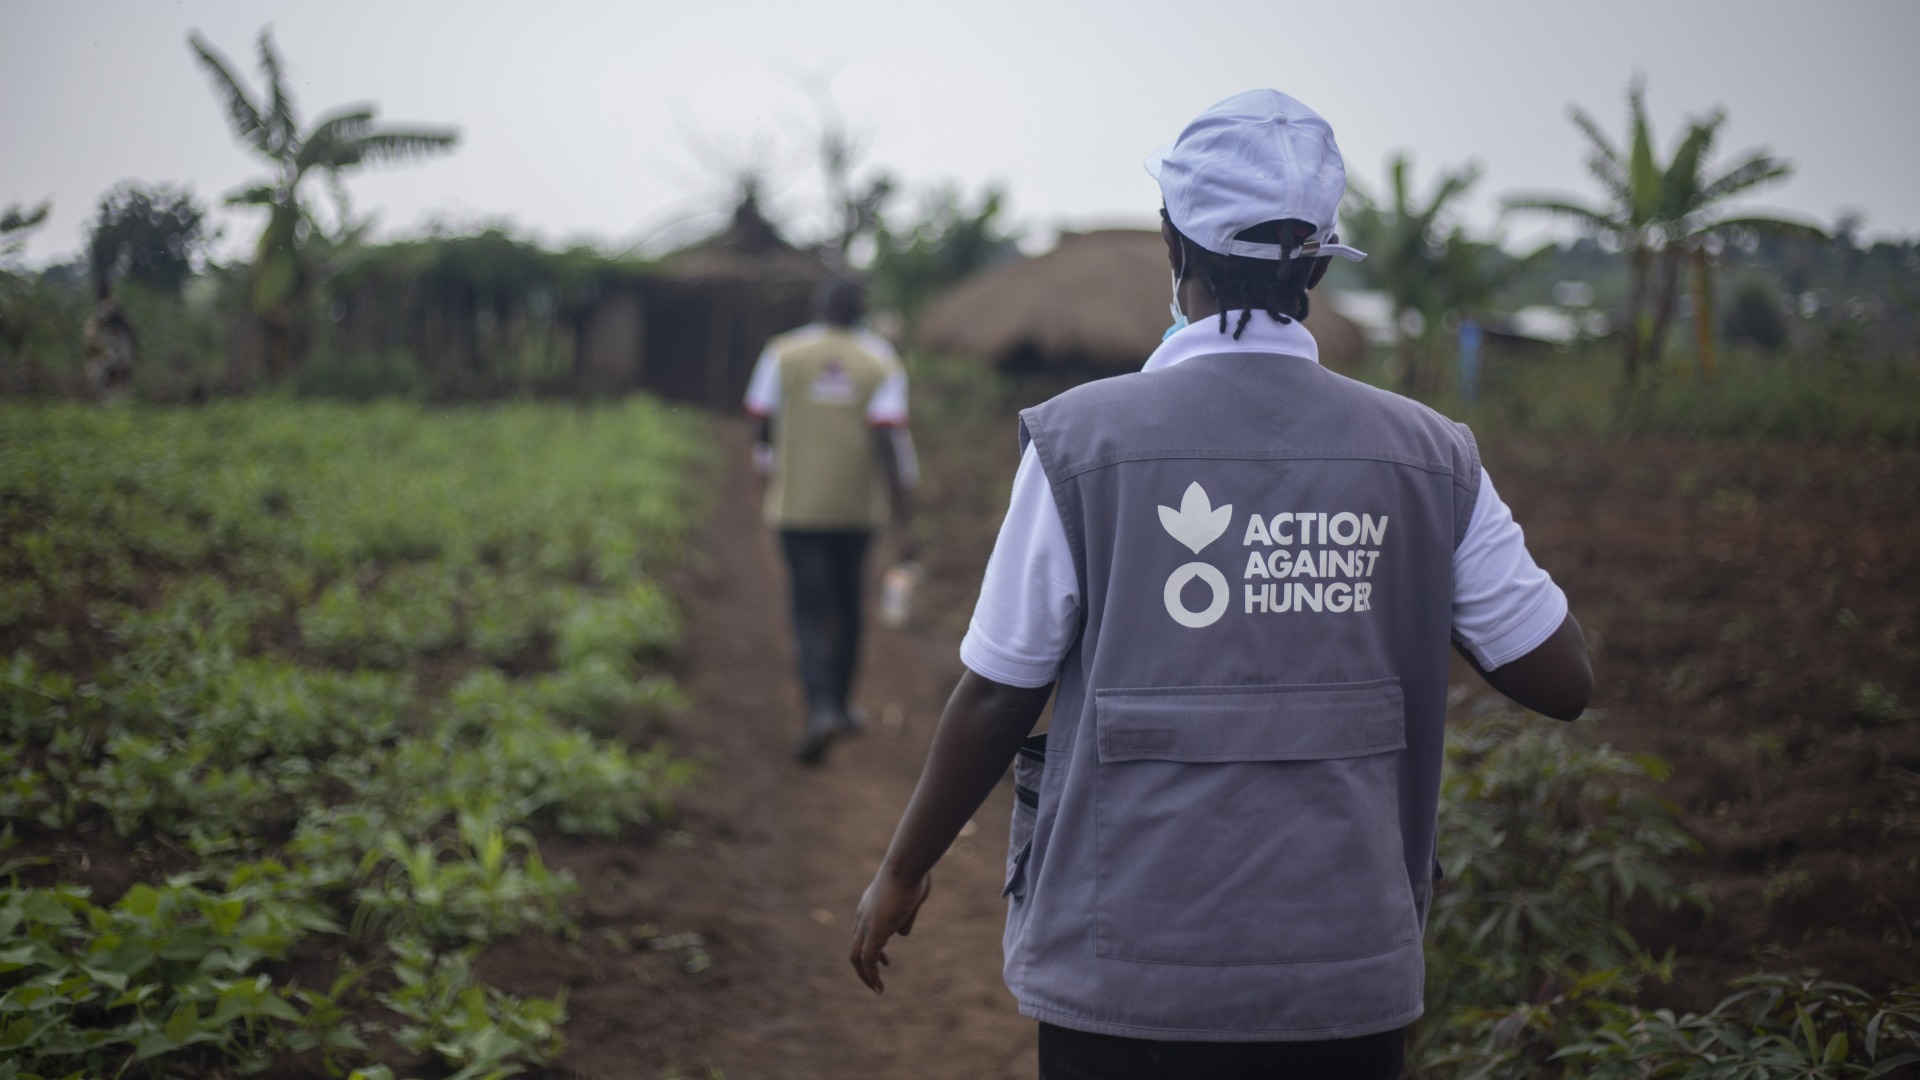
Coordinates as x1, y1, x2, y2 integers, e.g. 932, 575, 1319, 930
1557, 974, 1920, 1078
375, 936, 565, 1080
0, 862, 332, 1077
0, 398, 707, 1074
351, 821, 575, 945
1413, 712, 1920, 1078
554, 581, 682, 669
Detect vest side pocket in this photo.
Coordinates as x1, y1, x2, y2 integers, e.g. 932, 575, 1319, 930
1003, 733, 1047, 901
1090, 680, 1416, 966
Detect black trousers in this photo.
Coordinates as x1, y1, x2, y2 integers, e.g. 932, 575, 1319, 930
1038, 1022, 1404, 1080
778, 530, 870, 713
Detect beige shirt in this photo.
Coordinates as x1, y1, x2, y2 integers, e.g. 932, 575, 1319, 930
747, 325, 906, 530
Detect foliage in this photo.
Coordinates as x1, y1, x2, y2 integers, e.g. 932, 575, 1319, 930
1558, 974, 1920, 1078
87, 183, 209, 297
871, 184, 1022, 328
309, 228, 654, 400
1413, 711, 1920, 1077
1343, 155, 1538, 390
0, 201, 56, 365
187, 26, 458, 374
0, 862, 334, 1077
1, 201, 51, 265
1398, 338, 1920, 445
352, 823, 575, 945
0, 397, 707, 1076
1505, 76, 1822, 387
1417, 712, 1702, 1066
1723, 281, 1789, 351
376, 936, 566, 1080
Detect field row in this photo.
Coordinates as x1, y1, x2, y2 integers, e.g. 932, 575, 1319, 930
1, 400, 707, 1078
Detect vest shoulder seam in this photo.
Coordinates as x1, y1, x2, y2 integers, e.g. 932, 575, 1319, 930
1048, 447, 1461, 482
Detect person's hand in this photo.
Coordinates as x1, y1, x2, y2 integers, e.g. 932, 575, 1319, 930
848, 870, 931, 993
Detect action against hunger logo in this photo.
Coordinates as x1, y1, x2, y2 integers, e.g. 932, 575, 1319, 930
1159, 482, 1392, 627
1158, 482, 1232, 628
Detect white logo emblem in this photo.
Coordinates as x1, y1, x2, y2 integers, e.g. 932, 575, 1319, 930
1158, 482, 1231, 628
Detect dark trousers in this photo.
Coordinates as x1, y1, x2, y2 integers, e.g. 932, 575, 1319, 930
778, 530, 870, 713
1038, 1022, 1404, 1080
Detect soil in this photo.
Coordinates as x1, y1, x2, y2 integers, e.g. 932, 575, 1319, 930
1476, 436, 1920, 1006
518, 413, 1920, 1077
504, 417, 1037, 1079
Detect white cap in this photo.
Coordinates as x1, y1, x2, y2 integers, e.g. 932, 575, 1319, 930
1146, 89, 1366, 263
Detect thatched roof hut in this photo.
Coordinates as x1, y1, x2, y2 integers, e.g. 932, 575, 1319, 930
576, 194, 833, 407
917, 229, 1367, 374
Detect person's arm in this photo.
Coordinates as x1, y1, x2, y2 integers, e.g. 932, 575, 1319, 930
872, 426, 916, 561
1452, 467, 1592, 720
744, 343, 782, 476
848, 671, 1052, 993
865, 357, 915, 558
1457, 611, 1592, 721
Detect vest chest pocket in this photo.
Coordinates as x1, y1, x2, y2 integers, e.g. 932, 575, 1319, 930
1091, 680, 1416, 966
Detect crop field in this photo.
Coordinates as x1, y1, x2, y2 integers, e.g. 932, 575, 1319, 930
5, 379, 1920, 1080
0, 399, 707, 1078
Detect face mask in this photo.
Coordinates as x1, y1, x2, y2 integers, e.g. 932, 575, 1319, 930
1162, 266, 1188, 341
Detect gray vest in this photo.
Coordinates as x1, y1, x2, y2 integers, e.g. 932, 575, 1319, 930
1002, 351, 1480, 1041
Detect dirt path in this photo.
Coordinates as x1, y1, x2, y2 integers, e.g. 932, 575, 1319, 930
506, 417, 1036, 1079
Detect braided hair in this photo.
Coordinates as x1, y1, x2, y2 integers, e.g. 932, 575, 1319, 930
1164, 209, 1321, 340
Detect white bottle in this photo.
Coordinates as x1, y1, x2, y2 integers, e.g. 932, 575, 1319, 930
879, 562, 921, 629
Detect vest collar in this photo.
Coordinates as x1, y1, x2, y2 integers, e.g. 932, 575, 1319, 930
1142, 311, 1320, 373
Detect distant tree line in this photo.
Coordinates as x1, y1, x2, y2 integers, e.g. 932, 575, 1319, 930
4, 55, 1914, 403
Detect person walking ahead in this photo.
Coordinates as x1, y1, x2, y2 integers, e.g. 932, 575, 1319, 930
848, 89, 1592, 1079
746, 279, 916, 765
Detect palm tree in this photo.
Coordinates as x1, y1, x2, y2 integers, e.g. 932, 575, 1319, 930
188, 28, 458, 375
1652, 117, 1825, 377
1, 201, 52, 359
0, 201, 50, 262
1342, 155, 1483, 391
1505, 78, 1820, 385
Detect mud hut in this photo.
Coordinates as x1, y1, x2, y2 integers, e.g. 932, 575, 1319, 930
917, 229, 1367, 375
575, 194, 833, 407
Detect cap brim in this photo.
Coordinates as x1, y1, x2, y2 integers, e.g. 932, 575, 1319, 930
1143, 141, 1174, 181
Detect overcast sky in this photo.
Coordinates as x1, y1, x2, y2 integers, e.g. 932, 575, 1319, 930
5, 0, 1917, 268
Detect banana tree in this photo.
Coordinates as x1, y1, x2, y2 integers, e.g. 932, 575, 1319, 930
1652, 113, 1825, 377
1506, 78, 1818, 386
1342, 155, 1483, 391
188, 28, 458, 375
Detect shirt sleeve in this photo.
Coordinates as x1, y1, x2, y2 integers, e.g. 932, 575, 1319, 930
1451, 467, 1569, 670
859, 330, 908, 427
743, 343, 781, 418
856, 328, 900, 364
867, 365, 909, 427
959, 444, 1082, 687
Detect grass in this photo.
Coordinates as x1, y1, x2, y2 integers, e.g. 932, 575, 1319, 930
1370, 340, 1920, 446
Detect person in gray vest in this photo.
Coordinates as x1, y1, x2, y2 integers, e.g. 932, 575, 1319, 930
848, 89, 1592, 1079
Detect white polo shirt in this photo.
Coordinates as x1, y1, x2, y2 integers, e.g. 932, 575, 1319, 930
959, 315, 1569, 688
